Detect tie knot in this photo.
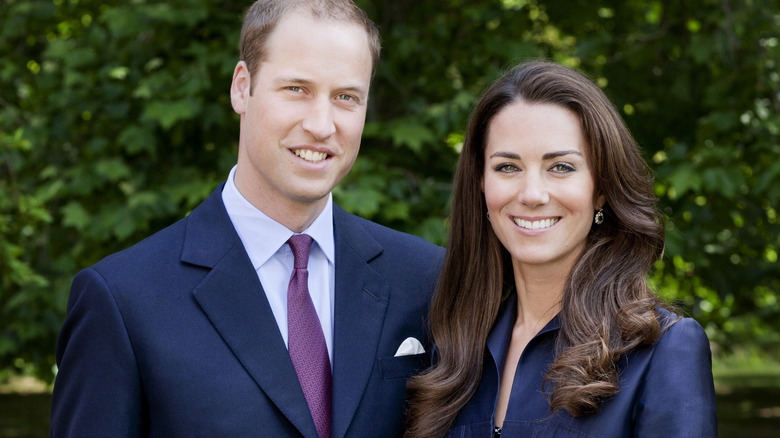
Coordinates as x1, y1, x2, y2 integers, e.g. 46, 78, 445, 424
288, 234, 313, 270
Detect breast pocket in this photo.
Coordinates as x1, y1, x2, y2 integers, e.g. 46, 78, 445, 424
378, 352, 430, 380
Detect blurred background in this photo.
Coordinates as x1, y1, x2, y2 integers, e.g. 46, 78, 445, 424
1, 0, 778, 436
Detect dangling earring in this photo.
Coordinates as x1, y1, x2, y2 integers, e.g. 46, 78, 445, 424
594, 208, 604, 225
487, 212, 491, 222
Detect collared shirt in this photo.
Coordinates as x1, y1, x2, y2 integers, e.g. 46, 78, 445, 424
445, 291, 718, 437
221, 166, 335, 363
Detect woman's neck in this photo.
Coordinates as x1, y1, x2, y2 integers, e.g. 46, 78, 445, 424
512, 261, 568, 329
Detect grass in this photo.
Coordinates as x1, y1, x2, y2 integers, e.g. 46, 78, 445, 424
713, 359, 780, 438
0, 393, 50, 438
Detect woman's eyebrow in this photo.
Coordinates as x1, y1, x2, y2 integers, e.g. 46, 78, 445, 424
542, 150, 583, 160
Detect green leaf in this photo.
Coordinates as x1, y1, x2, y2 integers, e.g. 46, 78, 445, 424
382, 202, 411, 221
387, 119, 436, 154
334, 188, 386, 217
667, 164, 701, 198
702, 168, 741, 198
118, 125, 157, 155
94, 159, 131, 182
142, 98, 201, 130
61, 201, 90, 231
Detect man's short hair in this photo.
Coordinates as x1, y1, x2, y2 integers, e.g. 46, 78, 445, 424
239, 0, 381, 88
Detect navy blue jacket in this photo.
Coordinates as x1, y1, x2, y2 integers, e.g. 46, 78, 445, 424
446, 292, 718, 437
51, 184, 443, 437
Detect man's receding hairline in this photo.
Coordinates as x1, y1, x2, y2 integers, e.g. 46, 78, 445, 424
253, 12, 374, 70
276, 1, 372, 33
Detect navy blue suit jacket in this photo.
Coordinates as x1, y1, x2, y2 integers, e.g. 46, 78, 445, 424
51, 184, 443, 437
446, 292, 718, 437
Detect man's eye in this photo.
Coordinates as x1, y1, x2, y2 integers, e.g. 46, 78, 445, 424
337, 94, 354, 101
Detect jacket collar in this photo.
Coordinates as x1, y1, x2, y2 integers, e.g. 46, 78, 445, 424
185, 185, 391, 438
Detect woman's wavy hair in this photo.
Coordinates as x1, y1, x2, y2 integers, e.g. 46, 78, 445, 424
406, 61, 667, 437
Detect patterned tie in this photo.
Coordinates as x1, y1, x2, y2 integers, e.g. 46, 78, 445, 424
287, 234, 332, 438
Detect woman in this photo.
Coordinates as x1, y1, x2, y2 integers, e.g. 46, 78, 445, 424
406, 61, 717, 437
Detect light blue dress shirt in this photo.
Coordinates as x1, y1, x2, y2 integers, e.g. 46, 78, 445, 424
221, 166, 336, 363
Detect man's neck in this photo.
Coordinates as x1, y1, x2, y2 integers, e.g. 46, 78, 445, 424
233, 173, 328, 234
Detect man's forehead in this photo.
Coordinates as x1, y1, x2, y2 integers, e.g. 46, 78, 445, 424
260, 16, 372, 73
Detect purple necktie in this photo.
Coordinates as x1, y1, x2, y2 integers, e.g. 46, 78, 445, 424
287, 234, 332, 438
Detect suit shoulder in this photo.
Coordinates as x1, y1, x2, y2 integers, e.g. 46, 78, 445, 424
90, 216, 189, 277
89, 183, 228, 275
345, 212, 443, 256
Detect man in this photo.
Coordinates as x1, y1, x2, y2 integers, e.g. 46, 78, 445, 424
50, 1, 443, 436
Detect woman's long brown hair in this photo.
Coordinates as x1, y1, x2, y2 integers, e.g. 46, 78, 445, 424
405, 61, 667, 437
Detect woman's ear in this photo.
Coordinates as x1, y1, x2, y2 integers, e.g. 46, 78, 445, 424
596, 194, 606, 210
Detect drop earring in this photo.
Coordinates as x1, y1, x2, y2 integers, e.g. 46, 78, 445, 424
594, 208, 604, 225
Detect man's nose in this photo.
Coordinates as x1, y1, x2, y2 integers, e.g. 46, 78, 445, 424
301, 98, 336, 141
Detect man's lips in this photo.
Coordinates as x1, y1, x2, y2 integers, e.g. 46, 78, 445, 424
292, 148, 329, 163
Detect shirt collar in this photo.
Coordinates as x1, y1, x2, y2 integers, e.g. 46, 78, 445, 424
487, 290, 561, 377
221, 165, 335, 269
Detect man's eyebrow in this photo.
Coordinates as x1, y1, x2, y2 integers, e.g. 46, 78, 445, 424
338, 85, 368, 96
274, 77, 313, 86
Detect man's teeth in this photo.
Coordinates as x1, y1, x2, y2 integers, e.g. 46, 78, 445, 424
294, 149, 327, 163
514, 218, 559, 230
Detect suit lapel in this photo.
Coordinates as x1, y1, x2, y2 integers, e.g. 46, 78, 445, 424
331, 207, 389, 438
183, 185, 318, 438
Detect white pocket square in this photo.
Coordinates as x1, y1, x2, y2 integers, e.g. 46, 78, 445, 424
394, 337, 425, 357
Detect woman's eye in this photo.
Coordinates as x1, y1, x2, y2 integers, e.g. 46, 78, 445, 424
337, 94, 353, 101
551, 163, 575, 173
287, 86, 302, 92
495, 163, 518, 172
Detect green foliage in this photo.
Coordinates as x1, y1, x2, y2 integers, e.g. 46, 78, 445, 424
1, 0, 778, 380
0, 0, 243, 380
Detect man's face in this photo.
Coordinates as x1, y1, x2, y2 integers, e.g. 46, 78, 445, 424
231, 13, 373, 228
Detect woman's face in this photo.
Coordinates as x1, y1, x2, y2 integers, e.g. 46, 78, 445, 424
482, 99, 604, 273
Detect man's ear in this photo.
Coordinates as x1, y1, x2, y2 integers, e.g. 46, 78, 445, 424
230, 61, 251, 115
